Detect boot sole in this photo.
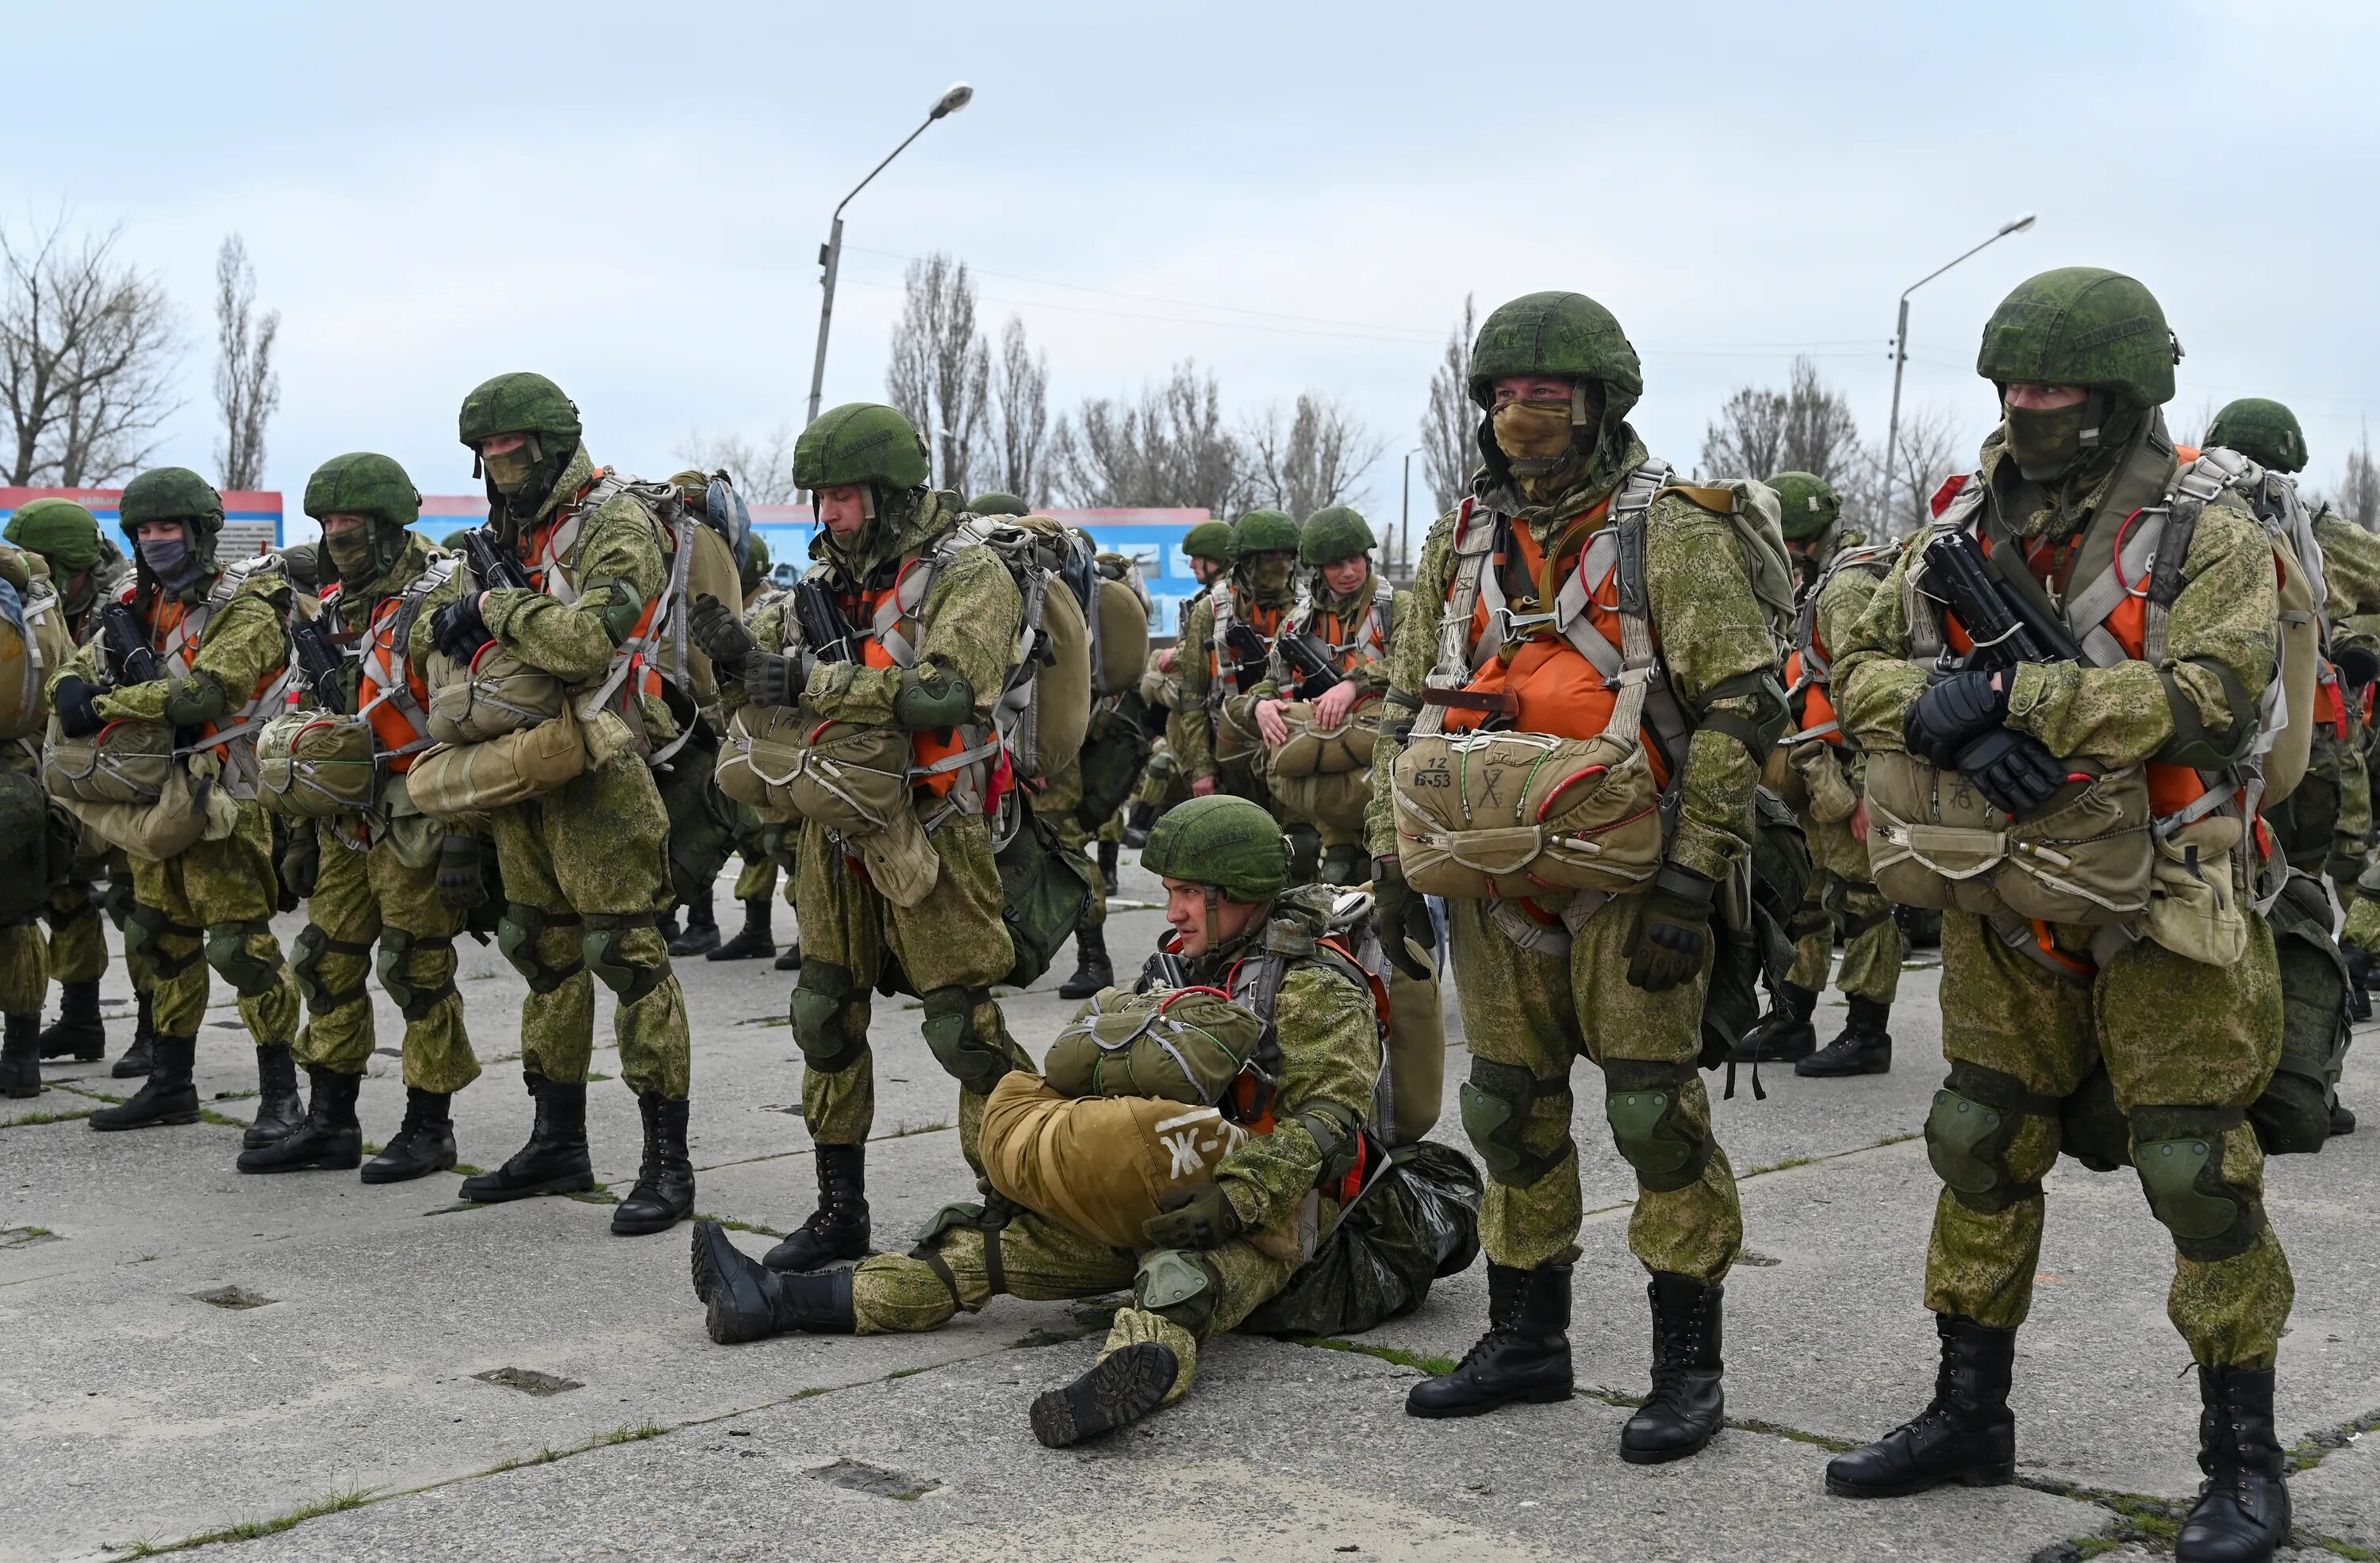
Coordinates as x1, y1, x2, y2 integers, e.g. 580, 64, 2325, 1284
611, 1194, 696, 1237
237, 1147, 366, 1174
1620, 1420, 1722, 1465
359, 1150, 459, 1185
458, 1171, 597, 1204
697, 1224, 789, 1344
90, 1104, 202, 1131
1405, 1382, 1575, 1419
1825, 1462, 2015, 1499
1794, 1059, 1892, 1078
705, 948, 777, 962
1030, 1344, 1177, 1448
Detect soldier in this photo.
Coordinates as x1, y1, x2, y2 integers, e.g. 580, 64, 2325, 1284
425, 373, 695, 1235
708, 531, 789, 964
1, 540, 75, 1097
1122, 518, 1236, 846
686, 402, 1033, 1273
46, 469, 307, 1147
2, 500, 151, 1078
1825, 270, 2293, 1562
1737, 471, 1902, 1076
687, 795, 1471, 1447
237, 455, 484, 1180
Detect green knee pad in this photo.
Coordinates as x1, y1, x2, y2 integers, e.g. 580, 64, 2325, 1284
581, 912, 667, 1005
1134, 1248, 1223, 1337
789, 960, 867, 1073
497, 904, 583, 994
1925, 1062, 2055, 1214
125, 903, 202, 978
375, 928, 458, 1023
291, 923, 371, 1011
920, 985, 1013, 1096
204, 920, 282, 998
2131, 1107, 2266, 1262
1458, 1057, 1574, 1188
1601, 1058, 1710, 1195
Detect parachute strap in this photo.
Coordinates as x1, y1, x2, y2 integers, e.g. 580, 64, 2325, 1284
573, 493, 696, 726
1794, 540, 1899, 682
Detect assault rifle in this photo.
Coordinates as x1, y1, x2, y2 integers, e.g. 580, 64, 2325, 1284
789, 578, 857, 665
1916, 531, 2086, 670
98, 601, 162, 688
1223, 621, 1271, 694
1274, 628, 1344, 700
461, 526, 535, 594
290, 612, 349, 715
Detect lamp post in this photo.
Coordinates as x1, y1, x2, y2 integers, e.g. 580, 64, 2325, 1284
804, 81, 975, 429
1880, 213, 2035, 527
1399, 447, 1422, 579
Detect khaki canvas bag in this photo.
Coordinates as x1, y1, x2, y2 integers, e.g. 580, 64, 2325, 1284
60, 750, 238, 862
1864, 751, 2154, 925
44, 717, 177, 806
1393, 727, 1665, 900
1042, 987, 1266, 1106
716, 712, 912, 837
978, 1073, 1251, 1250
405, 703, 588, 820
1267, 698, 1380, 778
425, 644, 566, 746
255, 711, 378, 817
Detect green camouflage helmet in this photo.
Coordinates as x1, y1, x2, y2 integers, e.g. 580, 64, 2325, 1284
1233, 509, 1301, 556
456, 371, 582, 448
741, 531, 773, 595
2204, 397, 2306, 474
1975, 267, 2179, 408
793, 402, 930, 492
1141, 794, 1290, 903
3, 497, 103, 571
1182, 520, 1237, 563
277, 541, 321, 595
439, 528, 475, 551
1467, 290, 1644, 422
304, 451, 422, 584
969, 490, 1030, 516
117, 467, 225, 574
1299, 505, 1375, 565
1765, 472, 1842, 541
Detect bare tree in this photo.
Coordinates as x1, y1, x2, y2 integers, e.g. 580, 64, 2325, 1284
1050, 359, 1245, 513
1418, 294, 1476, 515
1242, 393, 1388, 520
988, 316, 1050, 503
674, 423, 800, 504
885, 252, 989, 496
2334, 421, 2380, 532
1856, 401, 1972, 539
212, 234, 279, 491
1699, 357, 1864, 485
0, 213, 181, 486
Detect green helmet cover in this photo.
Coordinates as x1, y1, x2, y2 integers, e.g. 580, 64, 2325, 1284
3, 497, 103, 571
1299, 505, 1375, 565
118, 467, 225, 571
793, 402, 931, 493
968, 490, 1029, 516
304, 451, 421, 585
1232, 509, 1301, 557
1765, 471, 1842, 541
742, 532, 773, 595
439, 528, 475, 551
2204, 397, 2306, 474
1975, 267, 2179, 408
277, 541, 321, 595
1467, 290, 1644, 417
457, 371, 582, 448
1140, 795, 1290, 903
1182, 520, 1237, 563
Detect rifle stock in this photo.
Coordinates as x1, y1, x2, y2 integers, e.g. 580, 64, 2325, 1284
1276, 628, 1343, 700
789, 579, 856, 665
1223, 621, 1270, 694
1917, 531, 2086, 668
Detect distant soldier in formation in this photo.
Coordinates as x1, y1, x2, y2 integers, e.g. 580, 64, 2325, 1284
1123, 518, 1236, 847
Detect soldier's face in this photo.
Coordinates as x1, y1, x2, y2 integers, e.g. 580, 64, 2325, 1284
1322, 558, 1369, 595
319, 513, 368, 536
1162, 876, 1261, 955
134, 522, 184, 543
1192, 557, 1227, 586
2005, 384, 2086, 411
1491, 375, 1573, 407
816, 485, 870, 539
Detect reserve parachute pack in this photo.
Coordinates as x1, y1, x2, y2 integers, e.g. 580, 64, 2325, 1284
0, 571, 54, 743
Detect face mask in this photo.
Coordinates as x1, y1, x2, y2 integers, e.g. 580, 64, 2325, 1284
138, 534, 203, 591
1246, 555, 1296, 599
62, 569, 98, 617
483, 447, 537, 493
1491, 399, 1576, 462
2003, 401, 2091, 482
324, 525, 377, 580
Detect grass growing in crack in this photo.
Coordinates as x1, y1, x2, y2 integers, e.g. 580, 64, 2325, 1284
692, 1212, 785, 1238
2, 1107, 97, 1127
111, 1483, 377, 1554
1292, 1336, 1459, 1377
2288, 1407, 2380, 1473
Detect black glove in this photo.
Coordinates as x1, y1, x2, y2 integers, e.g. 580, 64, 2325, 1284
746, 650, 811, 710
1954, 728, 2068, 817
432, 594, 493, 660
1371, 856, 1437, 981
277, 831, 319, 902
689, 593, 754, 672
437, 835, 489, 910
1626, 863, 1717, 993
2336, 644, 2380, 689
1903, 670, 2010, 769
51, 674, 104, 737
1141, 1183, 1242, 1250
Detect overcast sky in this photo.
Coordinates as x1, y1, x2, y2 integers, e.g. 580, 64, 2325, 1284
10, 0, 2374, 537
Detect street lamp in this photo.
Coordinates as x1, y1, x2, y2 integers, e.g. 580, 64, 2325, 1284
1880, 213, 2035, 525
804, 82, 976, 428
1399, 447, 1423, 578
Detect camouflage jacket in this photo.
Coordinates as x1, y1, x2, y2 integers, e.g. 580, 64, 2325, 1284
1833, 429, 2277, 768
322, 533, 465, 711
57, 561, 294, 727
2314, 509, 2380, 662
4, 544, 75, 776
1249, 574, 1404, 705
1171, 582, 1296, 782
1794, 528, 1894, 778
1365, 432, 1782, 884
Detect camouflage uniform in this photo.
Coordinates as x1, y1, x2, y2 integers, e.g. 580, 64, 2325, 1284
0, 543, 74, 1093
708, 542, 790, 963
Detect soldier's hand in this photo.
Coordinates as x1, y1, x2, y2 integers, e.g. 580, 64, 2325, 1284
50, 674, 104, 738
1372, 856, 1438, 981
1142, 1182, 1242, 1250
1626, 864, 1716, 993
689, 593, 754, 671
1190, 775, 1218, 797
278, 832, 320, 902
1903, 669, 2009, 768
1313, 680, 1361, 732
1255, 698, 1291, 748
745, 651, 811, 709
432, 594, 494, 660
436, 835, 489, 910
1954, 728, 2067, 817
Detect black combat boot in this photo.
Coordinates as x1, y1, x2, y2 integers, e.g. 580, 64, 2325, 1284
1121, 801, 1157, 849
1319, 841, 1368, 886
656, 907, 682, 944
692, 1220, 856, 1343
764, 1143, 871, 1271
3, 1012, 42, 1098
2333, 1101, 2358, 1136
1031, 1342, 1181, 1448
708, 899, 776, 962
236, 1066, 363, 1173
1058, 926, 1114, 1000
362, 1088, 458, 1184
1797, 996, 1893, 1077
1825, 1313, 2017, 1497
89, 1034, 199, 1130
2347, 947, 2374, 1023
112, 990, 157, 1079
1621, 1273, 1726, 1463
613, 1093, 696, 1235
1406, 1262, 1575, 1418
459, 1072, 596, 1203
38, 981, 107, 1061
1097, 836, 1120, 889
667, 892, 720, 958
2176, 1365, 2290, 1563
774, 937, 803, 973
245, 1043, 305, 1148
1733, 980, 1819, 1064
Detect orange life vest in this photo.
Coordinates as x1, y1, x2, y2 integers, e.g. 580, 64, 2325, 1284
342, 582, 439, 774
1207, 592, 1287, 688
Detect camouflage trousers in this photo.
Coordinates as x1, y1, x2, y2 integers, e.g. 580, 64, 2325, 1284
1785, 812, 1901, 1004
731, 850, 777, 906
1445, 892, 1742, 1284
43, 858, 113, 988
791, 812, 1029, 1155
2266, 728, 2371, 898
0, 918, 45, 1016
1926, 910, 2292, 1368
1037, 762, 1106, 928
851, 1206, 1301, 1407
487, 756, 689, 1100
1131, 746, 1189, 814
129, 801, 299, 1050
292, 824, 478, 1095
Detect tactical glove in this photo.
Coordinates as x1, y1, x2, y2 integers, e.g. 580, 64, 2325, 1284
436, 835, 489, 910
1371, 856, 1438, 981
1626, 863, 1717, 993
2336, 644, 2380, 689
1903, 669, 2010, 768
432, 594, 494, 660
746, 650, 812, 710
277, 831, 319, 903
1142, 1182, 1242, 1251
1954, 728, 2067, 817
50, 674, 104, 738
689, 593, 754, 672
